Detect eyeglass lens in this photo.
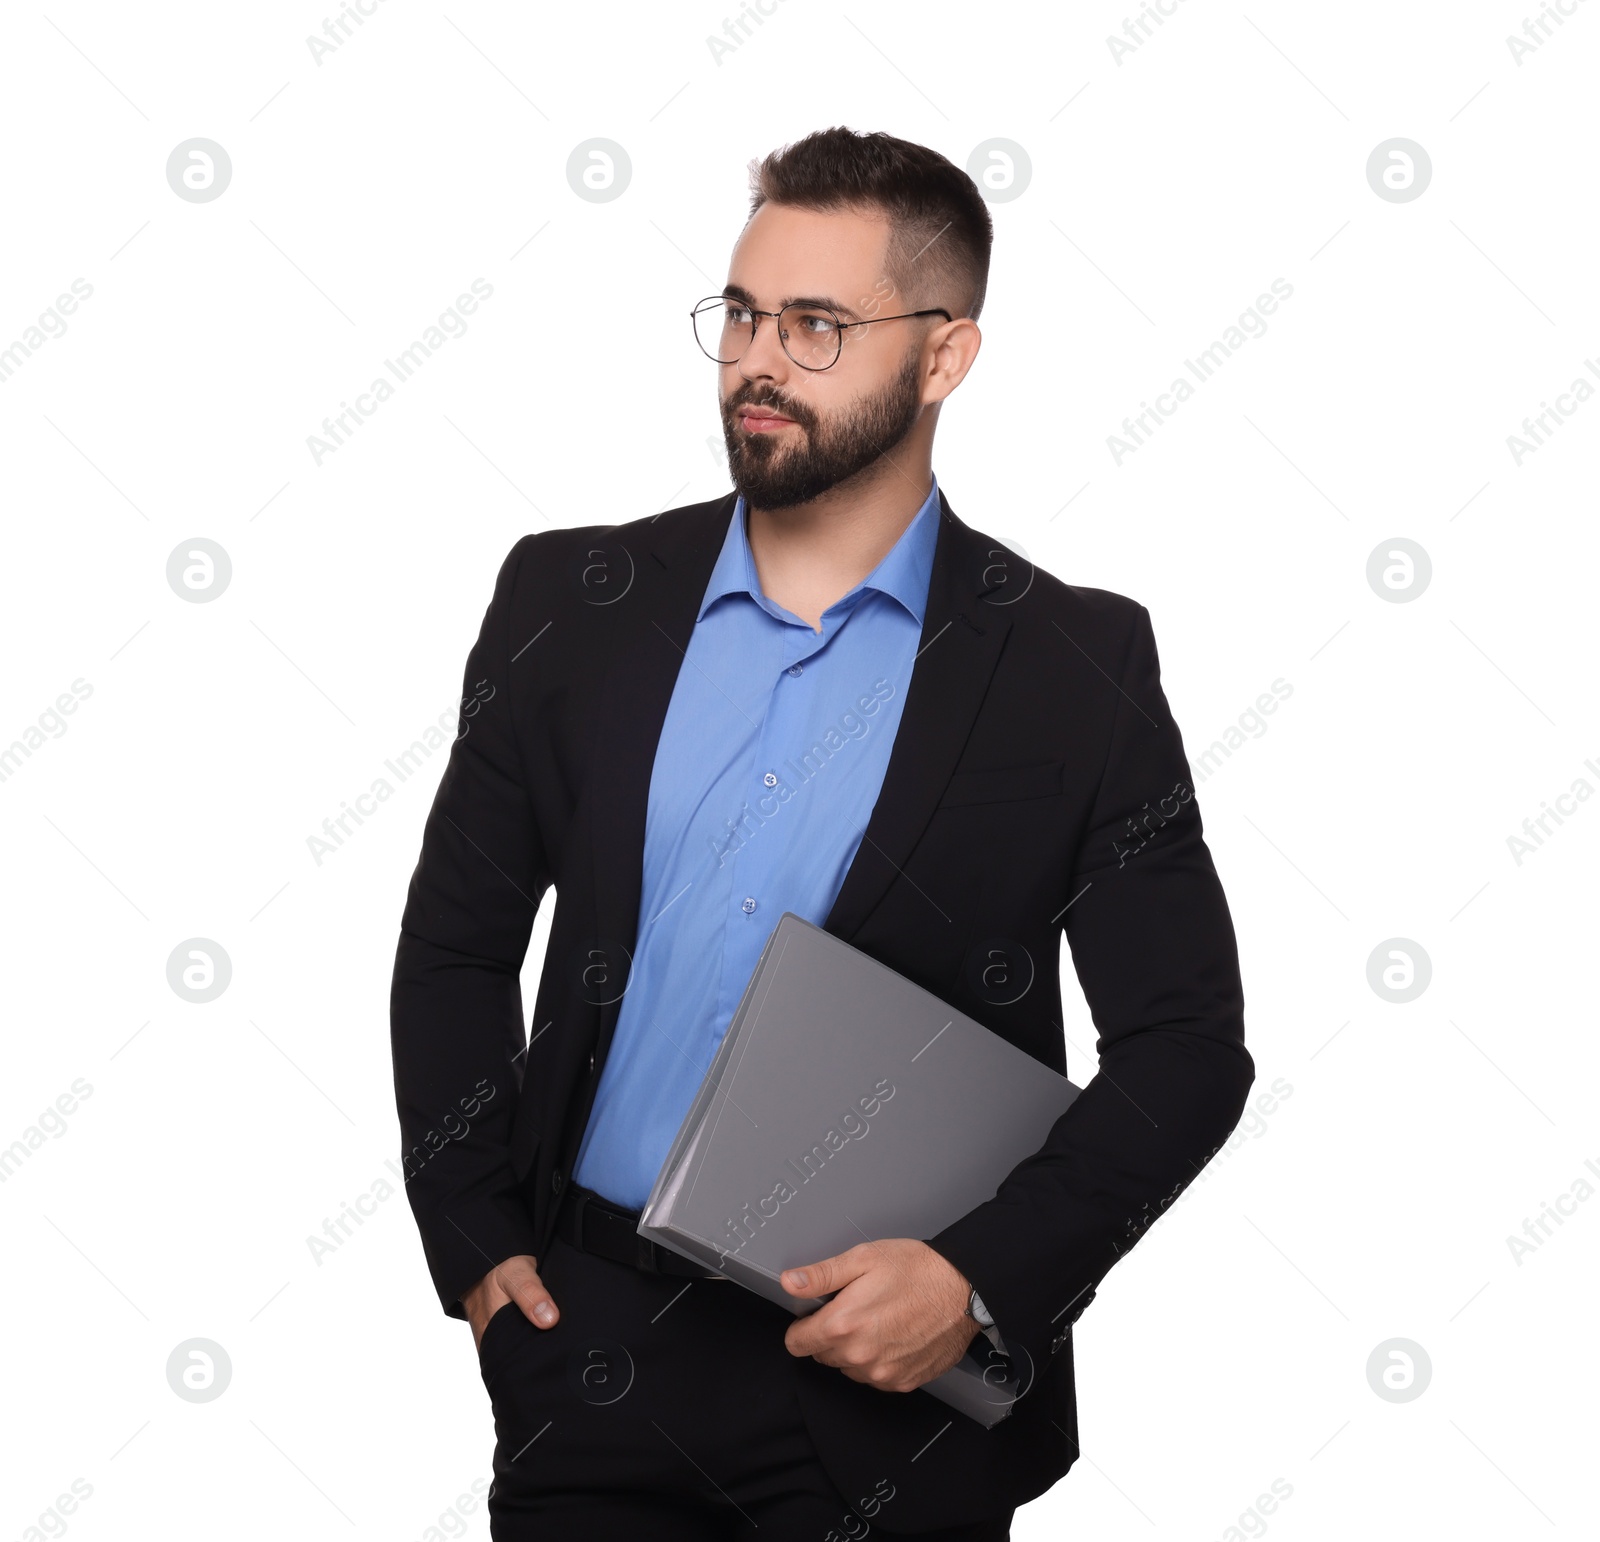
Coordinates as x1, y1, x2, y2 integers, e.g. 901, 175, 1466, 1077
694, 299, 842, 369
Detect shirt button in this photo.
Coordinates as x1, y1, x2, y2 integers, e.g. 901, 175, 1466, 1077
741, 897, 757, 914
787, 663, 803, 676
762, 771, 778, 787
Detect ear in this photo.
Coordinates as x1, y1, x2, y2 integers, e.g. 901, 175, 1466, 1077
923, 317, 982, 405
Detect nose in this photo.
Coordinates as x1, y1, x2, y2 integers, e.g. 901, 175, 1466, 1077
736, 310, 791, 386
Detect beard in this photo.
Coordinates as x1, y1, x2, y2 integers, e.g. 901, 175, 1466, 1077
720, 350, 923, 510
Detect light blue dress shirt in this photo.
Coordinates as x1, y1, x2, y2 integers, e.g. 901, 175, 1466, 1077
571, 475, 942, 1211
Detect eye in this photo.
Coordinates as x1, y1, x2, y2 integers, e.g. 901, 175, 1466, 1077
791, 310, 838, 337
725, 303, 753, 324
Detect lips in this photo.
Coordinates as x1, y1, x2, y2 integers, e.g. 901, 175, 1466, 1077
737, 405, 798, 432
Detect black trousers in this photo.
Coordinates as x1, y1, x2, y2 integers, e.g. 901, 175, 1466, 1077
477, 1226, 1015, 1540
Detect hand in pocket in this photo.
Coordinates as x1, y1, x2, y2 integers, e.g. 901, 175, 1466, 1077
462, 1254, 559, 1351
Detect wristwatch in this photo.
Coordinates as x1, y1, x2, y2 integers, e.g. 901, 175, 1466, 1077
965, 1285, 994, 1329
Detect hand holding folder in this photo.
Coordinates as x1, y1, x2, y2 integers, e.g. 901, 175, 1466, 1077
637, 912, 1083, 1427
774, 1234, 1007, 1404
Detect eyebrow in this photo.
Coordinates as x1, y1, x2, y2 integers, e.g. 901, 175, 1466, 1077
721, 282, 864, 323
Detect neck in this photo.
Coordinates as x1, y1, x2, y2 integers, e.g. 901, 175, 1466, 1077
743, 451, 933, 631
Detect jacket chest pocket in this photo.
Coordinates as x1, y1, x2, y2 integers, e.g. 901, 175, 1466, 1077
937, 758, 1063, 808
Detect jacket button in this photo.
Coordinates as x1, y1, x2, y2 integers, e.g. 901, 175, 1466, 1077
588, 1051, 596, 1074
551, 1170, 564, 1194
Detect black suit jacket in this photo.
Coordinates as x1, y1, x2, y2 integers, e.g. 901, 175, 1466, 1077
390, 487, 1253, 1529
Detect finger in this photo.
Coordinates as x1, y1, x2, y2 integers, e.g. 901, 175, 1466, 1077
781, 1246, 866, 1298
784, 1317, 829, 1361
498, 1256, 560, 1328
783, 1295, 854, 1362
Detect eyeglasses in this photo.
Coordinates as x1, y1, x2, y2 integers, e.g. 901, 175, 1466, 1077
690, 294, 953, 372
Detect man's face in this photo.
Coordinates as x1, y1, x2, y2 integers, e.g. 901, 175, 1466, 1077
716, 203, 930, 509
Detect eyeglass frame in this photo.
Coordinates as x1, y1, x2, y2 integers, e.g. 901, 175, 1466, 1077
690, 293, 954, 372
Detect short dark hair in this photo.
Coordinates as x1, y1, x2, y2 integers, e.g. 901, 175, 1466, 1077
746, 127, 994, 322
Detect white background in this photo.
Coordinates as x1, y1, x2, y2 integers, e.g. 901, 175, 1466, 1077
1, 2, 1595, 1538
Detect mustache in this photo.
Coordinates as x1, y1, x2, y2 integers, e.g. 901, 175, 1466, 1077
723, 387, 815, 429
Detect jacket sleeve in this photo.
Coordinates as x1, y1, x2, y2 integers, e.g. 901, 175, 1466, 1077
389, 533, 551, 1320
925, 602, 1254, 1375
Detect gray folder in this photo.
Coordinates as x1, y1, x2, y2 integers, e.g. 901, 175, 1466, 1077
637, 911, 1082, 1427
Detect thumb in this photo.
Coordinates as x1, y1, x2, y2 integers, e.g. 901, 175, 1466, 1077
781, 1248, 859, 1298
500, 1255, 559, 1327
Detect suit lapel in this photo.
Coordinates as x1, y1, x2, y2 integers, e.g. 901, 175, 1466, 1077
584, 487, 1011, 1065
583, 495, 731, 1062
820, 494, 1012, 940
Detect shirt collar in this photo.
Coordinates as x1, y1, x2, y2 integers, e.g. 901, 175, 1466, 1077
698, 474, 942, 627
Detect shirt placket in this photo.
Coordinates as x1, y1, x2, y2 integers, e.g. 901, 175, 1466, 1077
714, 603, 842, 1026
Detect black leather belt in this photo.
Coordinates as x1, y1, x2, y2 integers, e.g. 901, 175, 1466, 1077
555, 1182, 726, 1280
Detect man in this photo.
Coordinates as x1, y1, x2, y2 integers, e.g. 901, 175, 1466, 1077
391, 127, 1253, 1539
